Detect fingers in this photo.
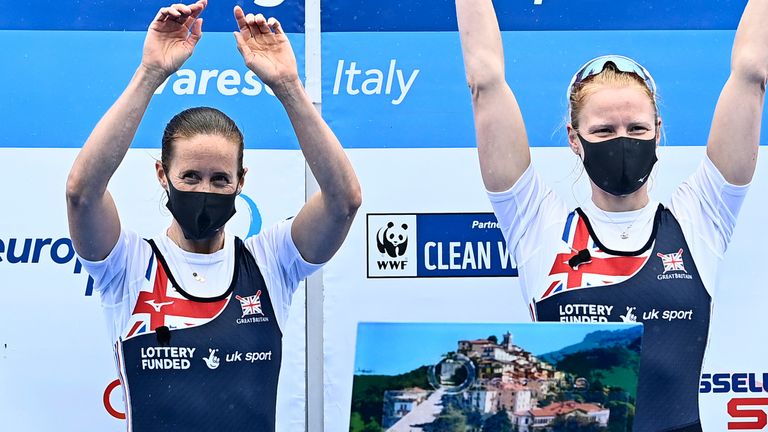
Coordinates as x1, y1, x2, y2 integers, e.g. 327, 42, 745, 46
235, 6, 283, 36
252, 14, 272, 34
233, 5, 252, 39
233, 5, 247, 28
158, 4, 191, 22
189, 0, 207, 20
188, 18, 203, 47
182, 15, 197, 30
155, 2, 204, 25
154, 7, 176, 23
267, 17, 284, 35
233, 31, 247, 57
244, 13, 259, 33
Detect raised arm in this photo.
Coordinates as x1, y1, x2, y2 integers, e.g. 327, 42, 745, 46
66, 1, 207, 261
456, 0, 530, 192
706, 0, 768, 185
233, 7, 361, 264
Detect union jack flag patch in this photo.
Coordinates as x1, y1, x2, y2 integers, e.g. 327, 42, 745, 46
236, 291, 264, 317
657, 249, 686, 273
540, 212, 649, 300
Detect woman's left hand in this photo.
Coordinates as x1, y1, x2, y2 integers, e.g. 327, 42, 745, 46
233, 6, 299, 90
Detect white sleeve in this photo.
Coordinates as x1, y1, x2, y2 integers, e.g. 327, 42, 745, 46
245, 218, 322, 330
486, 164, 567, 267
77, 229, 150, 307
670, 155, 750, 258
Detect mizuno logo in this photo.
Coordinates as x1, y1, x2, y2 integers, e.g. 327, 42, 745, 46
145, 300, 174, 312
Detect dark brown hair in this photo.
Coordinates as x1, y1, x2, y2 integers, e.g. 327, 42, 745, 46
161, 107, 244, 176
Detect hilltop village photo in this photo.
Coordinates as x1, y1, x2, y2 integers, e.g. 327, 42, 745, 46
351, 323, 642, 432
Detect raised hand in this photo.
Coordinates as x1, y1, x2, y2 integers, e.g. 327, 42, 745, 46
142, 0, 208, 78
233, 6, 299, 89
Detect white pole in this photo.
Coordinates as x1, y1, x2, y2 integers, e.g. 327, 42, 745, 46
304, 0, 323, 431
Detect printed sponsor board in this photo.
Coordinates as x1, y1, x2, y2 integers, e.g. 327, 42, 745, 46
701, 372, 768, 430
366, 213, 517, 278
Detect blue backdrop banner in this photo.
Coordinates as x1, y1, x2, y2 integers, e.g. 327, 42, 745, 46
0, 30, 305, 149
1, 0, 305, 150
2, 0, 305, 32
323, 30, 761, 148
322, 0, 746, 32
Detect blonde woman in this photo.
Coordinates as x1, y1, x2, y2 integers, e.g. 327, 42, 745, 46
456, 1, 765, 430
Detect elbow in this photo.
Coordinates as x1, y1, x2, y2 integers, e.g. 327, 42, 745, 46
343, 182, 363, 218
466, 73, 506, 100
66, 172, 85, 207
332, 182, 362, 222
464, 58, 505, 93
731, 50, 768, 91
66, 171, 99, 209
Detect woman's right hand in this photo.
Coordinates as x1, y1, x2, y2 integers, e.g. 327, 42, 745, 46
141, 0, 208, 79
67, 1, 208, 261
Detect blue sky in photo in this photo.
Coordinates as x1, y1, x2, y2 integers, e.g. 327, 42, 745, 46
353, 322, 639, 376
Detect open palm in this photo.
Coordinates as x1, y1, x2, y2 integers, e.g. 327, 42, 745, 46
233, 6, 299, 87
142, 1, 207, 77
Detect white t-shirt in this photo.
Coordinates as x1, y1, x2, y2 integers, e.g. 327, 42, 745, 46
488, 156, 749, 309
79, 218, 322, 343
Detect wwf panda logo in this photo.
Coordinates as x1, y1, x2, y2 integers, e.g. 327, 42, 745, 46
376, 222, 409, 258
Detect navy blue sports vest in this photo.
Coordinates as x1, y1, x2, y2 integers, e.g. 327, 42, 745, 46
534, 205, 710, 432
115, 237, 282, 432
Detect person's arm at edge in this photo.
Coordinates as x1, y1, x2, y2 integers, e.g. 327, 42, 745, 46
276, 83, 362, 264
706, 0, 767, 185
66, 1, 207, 262
456, 0, 530, 192
233, 9, 361, 265
66, 67, 166, 262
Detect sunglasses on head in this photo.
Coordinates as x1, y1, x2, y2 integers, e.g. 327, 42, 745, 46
567, 54, 657, 100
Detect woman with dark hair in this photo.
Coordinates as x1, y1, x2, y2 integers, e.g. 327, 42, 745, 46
65, 1, 360, 430
456, 1, 765, 431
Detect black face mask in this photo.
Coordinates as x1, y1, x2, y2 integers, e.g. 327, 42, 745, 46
165, 178, 238, 241
578, 134, 658, 196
